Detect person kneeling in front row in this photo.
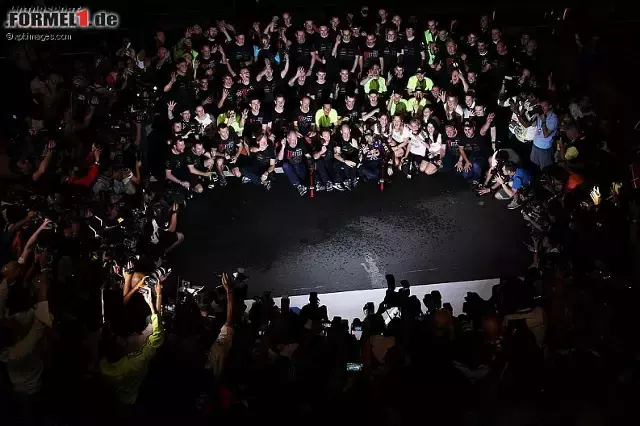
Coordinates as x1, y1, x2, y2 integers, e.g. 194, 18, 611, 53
477, 161, 531, 209
240, 132, 276, 191
278, 130, 312, 196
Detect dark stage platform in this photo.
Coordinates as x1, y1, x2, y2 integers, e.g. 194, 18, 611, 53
172, 172, 530, 298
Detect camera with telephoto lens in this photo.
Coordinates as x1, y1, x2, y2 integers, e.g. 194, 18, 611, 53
147, 266, 171, 287
531, 104, 543, 116
490, 160, 507, 181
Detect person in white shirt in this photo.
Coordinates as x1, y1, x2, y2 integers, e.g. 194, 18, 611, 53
500, 92, 537, 144
194, 105, 213, 135
385, 115, 408, 176
401, 118, 431, 177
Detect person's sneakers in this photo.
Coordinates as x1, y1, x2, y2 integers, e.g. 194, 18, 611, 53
343, 180, 352, 190
351, 177, 359, 188
507, 199, 521, 210
406, 172, 412, 180
387, 166, 394, 177
315, 183, 326, 192
218, 174, 228, 187
297, 184, 308, 196
333, 182, 345, 191
263, 179, 272, 191
325, 181, 334, 192
242, 176, 251, 184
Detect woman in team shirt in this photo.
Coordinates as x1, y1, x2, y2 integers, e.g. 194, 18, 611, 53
424, 119, 445, 175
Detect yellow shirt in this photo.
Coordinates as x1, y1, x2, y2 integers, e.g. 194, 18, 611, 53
363, 77, 387, 94
407, 75, 434, 92
99, 314, 165, 405
315, 109, 338, 129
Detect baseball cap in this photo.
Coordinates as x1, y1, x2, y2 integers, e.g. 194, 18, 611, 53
462, 119, 474, 128
416, 68, 424, 74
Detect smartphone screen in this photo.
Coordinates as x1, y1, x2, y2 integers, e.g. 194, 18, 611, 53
346, 363, 363, 372
352, 326, 362, 340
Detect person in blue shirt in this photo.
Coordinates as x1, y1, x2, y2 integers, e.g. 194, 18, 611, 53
530, 96, 558, 170
478, 161, 530, 209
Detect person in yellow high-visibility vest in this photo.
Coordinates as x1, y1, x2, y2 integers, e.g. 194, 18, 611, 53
424, 19, 438, 66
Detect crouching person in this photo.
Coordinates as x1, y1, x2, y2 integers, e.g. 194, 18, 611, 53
278, 130, 312, 196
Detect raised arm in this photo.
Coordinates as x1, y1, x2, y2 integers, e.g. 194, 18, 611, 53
19, 219, 53, 262
479, 113, 495, 137
164, 72, 177, 93
280, 53, 290, 79
33, 140, 56, 181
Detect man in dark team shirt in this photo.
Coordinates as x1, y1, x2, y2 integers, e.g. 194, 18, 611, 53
165, 138, 191, 202
195, 77, 215, 112
332, 28, 360, 75
255, 35, 280, 68
304, 19, 316, 37
337, 94, 360, 126
163, 58, 193, 106
443, 122, 462, 170
217, 74, 238, 111
244, 97, 268, 138
400, 25, 425, 76
314, 25, 335, 68
268, 94, 290, 141
290, 30, 317, 74
333, 124, 360, 191
278, 130, 312, 196
212, 124, 244, 186
293, 96, 315, 137
333, 68, 359, 104
360, 34, 383, 73
256, 56, 289, 105
475, 40, 493, 74
197, 44, 221, 81
387, 65, 408, 97
235, 68, 255, 102
312, 128, 336, 192
492, 41, 514, 83
361, 90, 386, 123
186, 140, 214, 192
381, 29, 401, 77
227, 33, 253, 73
359, 130, 385, 181
241, 133, 276, 190
456, 119, 492, 182
308, 68, 331, 103
287, 67, 310, 104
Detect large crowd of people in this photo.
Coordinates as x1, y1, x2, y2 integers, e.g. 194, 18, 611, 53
1, 4, 637, 425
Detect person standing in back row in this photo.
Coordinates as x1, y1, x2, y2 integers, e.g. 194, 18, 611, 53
530, 96, 558, 171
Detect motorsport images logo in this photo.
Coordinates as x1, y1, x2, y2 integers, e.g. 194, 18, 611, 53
4, 6, 120, 30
